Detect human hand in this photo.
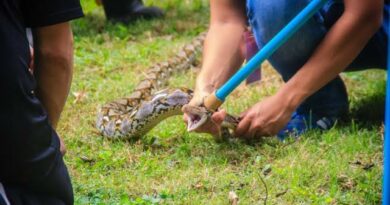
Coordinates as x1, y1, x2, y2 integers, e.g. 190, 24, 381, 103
235, 94, 295, 138
59, 137, 67, 156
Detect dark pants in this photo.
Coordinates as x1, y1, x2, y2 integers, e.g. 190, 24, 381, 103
0, 52, 74, 204
4, 144, 73, 205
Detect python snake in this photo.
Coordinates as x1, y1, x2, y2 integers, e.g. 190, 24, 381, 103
96, 32, 239, 140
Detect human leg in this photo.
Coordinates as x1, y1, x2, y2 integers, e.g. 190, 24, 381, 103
4, 147, 73, 205
0, 183, 10, 205
246, 0, 387, 137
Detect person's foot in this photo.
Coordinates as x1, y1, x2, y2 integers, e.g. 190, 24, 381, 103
130, 1, 164, 19
102, 0, 163, 24
277, 112, 337, 140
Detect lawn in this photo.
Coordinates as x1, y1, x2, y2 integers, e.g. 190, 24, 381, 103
62, 0, 385, 204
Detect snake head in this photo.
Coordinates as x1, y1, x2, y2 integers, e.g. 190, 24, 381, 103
182, 104, 211, 132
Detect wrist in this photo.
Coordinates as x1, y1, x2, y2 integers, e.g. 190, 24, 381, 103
196, 84, 215, 95
195, 76, 216, 96
277, 81, 310, 113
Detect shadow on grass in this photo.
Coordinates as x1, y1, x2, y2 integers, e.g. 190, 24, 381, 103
339, 70, 386, 130
348, 89, 385, 128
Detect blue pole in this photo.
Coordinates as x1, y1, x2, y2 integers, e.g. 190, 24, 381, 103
383, 22, 390, 205
215, 0, 328, 101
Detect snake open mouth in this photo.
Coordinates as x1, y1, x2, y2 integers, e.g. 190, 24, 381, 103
187, 113, 208, 132
182, 104, 209, 132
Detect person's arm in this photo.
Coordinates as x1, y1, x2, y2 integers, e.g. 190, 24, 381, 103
32, 22, 74, 153
182, 0, 247, 136
236, 0, 384, 137
281, 0, 383, 110
191, 0, 247, 105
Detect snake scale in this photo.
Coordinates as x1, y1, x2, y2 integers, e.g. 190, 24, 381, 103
96, 32, 238, 140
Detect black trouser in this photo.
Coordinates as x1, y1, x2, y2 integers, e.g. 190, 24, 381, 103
0, 70, 74, 205
0, 52, 74, 204
0, 106, 74, 205
3, 143, 74, 205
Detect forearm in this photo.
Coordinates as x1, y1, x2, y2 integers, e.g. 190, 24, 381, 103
279, 9, 382, 110
35, 51, 73, 128
190, 0, 247, 104
33, 23, 74, 128
195, 23, 246, 98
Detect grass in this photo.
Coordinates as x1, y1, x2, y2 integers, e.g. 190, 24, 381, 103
62, 0, 386, 204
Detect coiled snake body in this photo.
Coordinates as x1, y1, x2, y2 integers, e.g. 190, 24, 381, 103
96, 33, 238, 140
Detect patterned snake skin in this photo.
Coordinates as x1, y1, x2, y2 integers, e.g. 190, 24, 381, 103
96, 32, 238, 140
